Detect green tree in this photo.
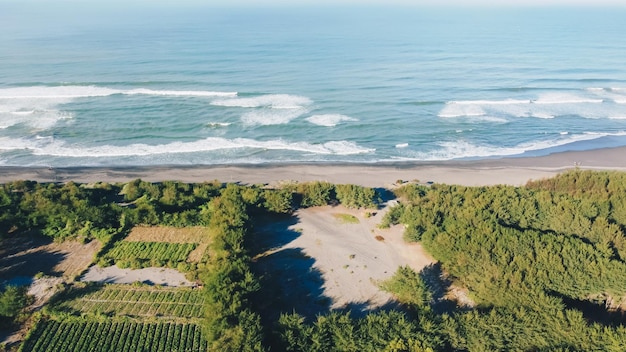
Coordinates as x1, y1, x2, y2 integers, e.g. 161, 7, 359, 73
0, 286, 27, 328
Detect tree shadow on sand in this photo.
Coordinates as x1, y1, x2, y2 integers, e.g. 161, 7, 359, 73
419, 262, 468, 314
0, 242, 68, 281
250, 211, 421, 325
251, 213, 330, 323
374, 187, 397, 206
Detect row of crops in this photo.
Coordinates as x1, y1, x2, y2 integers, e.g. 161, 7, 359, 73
98, 241, 198, 268
52, 285, 205, 319
20, 320, 207, 352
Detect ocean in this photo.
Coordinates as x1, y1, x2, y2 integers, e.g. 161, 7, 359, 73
1, 4, 625, 167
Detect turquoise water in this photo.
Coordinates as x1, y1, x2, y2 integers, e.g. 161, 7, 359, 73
1, 4, 626, 166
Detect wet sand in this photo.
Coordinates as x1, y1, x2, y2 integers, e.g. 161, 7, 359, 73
1, 146, 625, 187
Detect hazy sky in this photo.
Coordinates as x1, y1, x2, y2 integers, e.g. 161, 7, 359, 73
4, 0, 626, 5
182, 0, 626, 6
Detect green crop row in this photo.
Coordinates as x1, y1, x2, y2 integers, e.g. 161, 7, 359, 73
98, 241, 197, 269
20, 320, 207, 352
51, 285, 204, 319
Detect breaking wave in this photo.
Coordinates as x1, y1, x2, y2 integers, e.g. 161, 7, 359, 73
438, 90, 624, 120
0, 136, 375, 159
403, 132, 626, 161
306, 114, 358, 127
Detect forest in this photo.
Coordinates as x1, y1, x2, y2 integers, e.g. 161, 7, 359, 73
2, 170, 626, 351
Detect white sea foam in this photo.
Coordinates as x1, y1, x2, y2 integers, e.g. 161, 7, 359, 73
449, 99, 531, 105
0, 136, 39, 151
126, 89, 237, 97
439, 91, 621, 120
321, 141, 375, 155
0, 85, 237, 130
533, 93, 603, 104
0, 136, 373, 157
0, 86, 119, 99
306, 114, 357, 127
407, 132, 626, 161
206, 122, 232, 127
211, 94, 312, 109
474, 115, 509, 123
586, 87, 626, 103
8, 110, 36, 115
534, 113, 555, 119
241, 108, 308, 125
0, 109, 72, 130
438, 104, 486, 118
0, 86, 237, 99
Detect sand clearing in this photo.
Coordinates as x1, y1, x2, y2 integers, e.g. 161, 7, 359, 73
254, 201, 435, 316
81, 265, 194, 287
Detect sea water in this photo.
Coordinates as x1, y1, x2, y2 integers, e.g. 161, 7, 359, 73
1, 4, 625, 167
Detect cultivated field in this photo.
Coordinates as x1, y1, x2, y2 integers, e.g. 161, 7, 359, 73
51, 284, 205, 319
20, 283, 207, 351
123, 226, 211, 263
20, 321, 206, 352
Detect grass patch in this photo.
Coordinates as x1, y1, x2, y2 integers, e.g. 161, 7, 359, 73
332, 213, 360, 224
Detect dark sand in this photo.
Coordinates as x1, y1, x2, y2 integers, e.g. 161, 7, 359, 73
1, 147, 624, 187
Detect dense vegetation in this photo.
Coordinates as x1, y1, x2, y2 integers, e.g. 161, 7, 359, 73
8, 171, 626, 350
99, 241, 198, 269
0, 179, 378, 243
0, 286, 29, 329
380, 170, 626, 351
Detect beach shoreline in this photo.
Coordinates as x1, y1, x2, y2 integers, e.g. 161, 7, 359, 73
1, 146, 625, 187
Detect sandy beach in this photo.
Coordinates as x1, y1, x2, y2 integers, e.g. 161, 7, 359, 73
1, 147, 625, 187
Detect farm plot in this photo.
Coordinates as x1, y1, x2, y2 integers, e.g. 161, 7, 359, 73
101, 241, 197, 268
124, 226, 211, 262
97, 226, 211, 269
20, 320, 207, 352
51, 284, 205, 319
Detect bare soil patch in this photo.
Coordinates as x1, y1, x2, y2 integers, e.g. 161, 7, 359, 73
80, 265, 194, 287
0, 235, 100, 281
125, 226, 210, 243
